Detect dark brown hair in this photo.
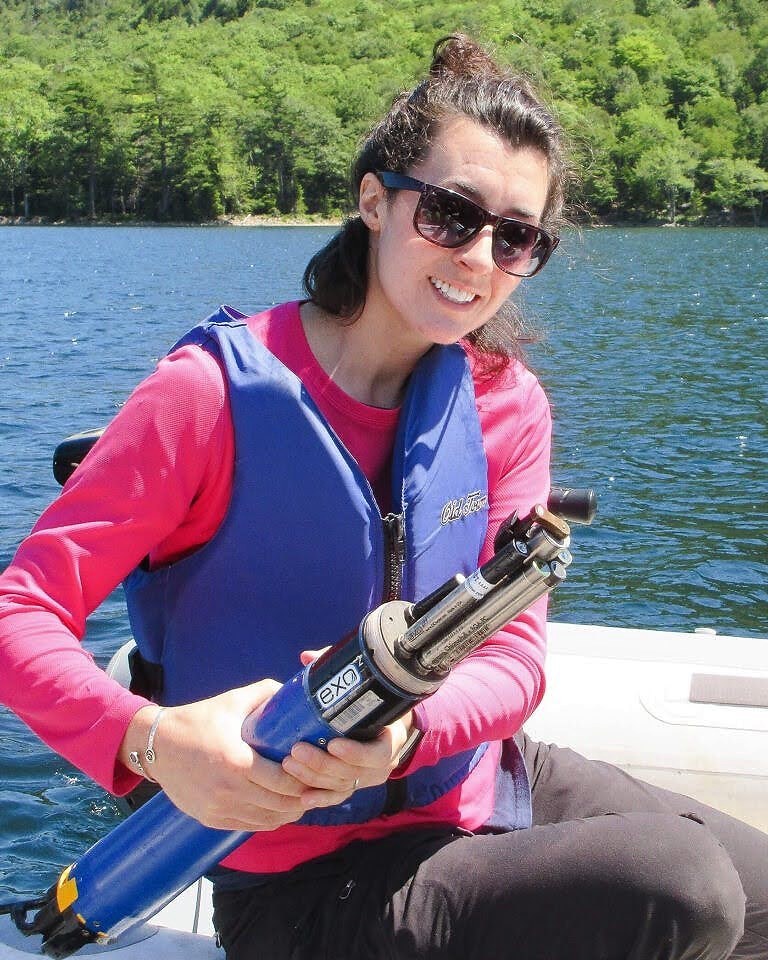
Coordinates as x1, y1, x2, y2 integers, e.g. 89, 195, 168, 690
303, 35, 572, 366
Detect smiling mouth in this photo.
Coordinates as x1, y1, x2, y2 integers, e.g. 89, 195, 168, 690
430, 277, 477, 304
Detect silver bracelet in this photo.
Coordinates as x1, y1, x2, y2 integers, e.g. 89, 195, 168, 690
129, 706, 166, 782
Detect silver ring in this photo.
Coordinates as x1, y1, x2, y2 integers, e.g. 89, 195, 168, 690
352, 777, 360, 791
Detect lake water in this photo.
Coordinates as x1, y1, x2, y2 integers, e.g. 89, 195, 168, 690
0, 224, 766, 898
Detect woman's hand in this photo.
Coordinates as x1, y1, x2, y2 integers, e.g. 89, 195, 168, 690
281, 715, 413, 808
118, 680, 366, 832
280, 648, 414, 807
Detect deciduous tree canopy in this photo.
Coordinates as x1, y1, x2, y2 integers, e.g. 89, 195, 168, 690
1, 0, 766, 223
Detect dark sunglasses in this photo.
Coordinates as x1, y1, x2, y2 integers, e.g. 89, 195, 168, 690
377, 171, 559, 278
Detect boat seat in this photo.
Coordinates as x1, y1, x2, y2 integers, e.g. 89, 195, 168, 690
690, 673, 768, 709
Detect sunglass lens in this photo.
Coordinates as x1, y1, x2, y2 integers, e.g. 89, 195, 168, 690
494, 221, 544, 276
416, 188, 483, 247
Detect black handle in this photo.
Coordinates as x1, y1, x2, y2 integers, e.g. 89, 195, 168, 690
52, 428, 104, 486
547, 486, 597, 525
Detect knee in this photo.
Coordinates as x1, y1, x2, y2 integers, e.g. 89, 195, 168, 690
652, 816, 745, 960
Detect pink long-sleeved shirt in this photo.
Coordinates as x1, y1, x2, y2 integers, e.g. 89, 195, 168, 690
0, 301, 551, 874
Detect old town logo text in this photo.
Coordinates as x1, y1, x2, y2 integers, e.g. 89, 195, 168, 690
440, 491, 488, 526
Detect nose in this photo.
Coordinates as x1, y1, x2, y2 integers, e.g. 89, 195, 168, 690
454, 226, 495, 275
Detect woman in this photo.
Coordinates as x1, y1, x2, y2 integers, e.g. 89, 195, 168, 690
1, 35, 766, 960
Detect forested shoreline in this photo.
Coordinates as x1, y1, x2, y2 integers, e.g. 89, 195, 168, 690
1, 0, 767, 225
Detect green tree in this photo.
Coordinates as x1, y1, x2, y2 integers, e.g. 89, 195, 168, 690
633, 143, 698, 223
0, 59, 55, 217
615, 104, 697, 218
666, 59, 718, 119
54, 66, 115, 218
684, 93, 742, 161
127, 47, 240, 219
241, 84, 349, 215
703, 157, 768, 223
556, 101, 619, 217
743, 38, 768, 102
740, 99, 768, 168
614, 30, 666, 83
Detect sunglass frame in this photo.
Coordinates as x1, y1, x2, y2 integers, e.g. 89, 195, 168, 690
377, 171, 559, 278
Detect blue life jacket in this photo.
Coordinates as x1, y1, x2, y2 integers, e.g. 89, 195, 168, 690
123, 305, 504, 826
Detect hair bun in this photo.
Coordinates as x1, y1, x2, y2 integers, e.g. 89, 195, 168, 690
430, 34, 505, 81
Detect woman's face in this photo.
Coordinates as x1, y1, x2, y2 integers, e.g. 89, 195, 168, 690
359, 115, 550, 354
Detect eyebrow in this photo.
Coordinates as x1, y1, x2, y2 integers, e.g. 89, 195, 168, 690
443, 178, 539, 221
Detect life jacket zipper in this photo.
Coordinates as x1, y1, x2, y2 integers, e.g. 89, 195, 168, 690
382, 512, 405, 602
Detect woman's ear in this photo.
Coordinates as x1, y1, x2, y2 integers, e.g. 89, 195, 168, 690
358, 172, 387, 233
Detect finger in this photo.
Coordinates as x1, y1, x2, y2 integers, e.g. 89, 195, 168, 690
246, 750, 308, 799
299, 786, 358, 811
180, 775, 307, 830
282, 760, 360, 792
326, 732, 399, 770
299, 646, 330, 666
217, 767, 308, 817
242, 782, 308, 815
228, 678, 284, 713
204, 805, 305, 832
282, 741, 362, 789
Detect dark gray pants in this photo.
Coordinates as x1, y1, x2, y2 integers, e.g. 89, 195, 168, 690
213, 734, 768, 959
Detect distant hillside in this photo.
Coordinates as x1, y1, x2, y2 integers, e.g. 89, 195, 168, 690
1, 0, 766, 223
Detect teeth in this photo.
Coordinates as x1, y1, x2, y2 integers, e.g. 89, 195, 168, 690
431, 278, 476, 303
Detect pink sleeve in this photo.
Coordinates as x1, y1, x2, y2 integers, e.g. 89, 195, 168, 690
407, 367, 552, 769
0, 345, 232, 793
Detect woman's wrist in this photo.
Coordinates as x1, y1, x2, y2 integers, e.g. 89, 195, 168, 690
119, 704, 167, 781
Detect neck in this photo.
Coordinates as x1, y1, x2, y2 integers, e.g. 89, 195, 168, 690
300, 302, 428, 409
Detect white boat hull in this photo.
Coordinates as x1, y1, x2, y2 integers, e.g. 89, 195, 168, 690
528, 622, 768, 833
0, 881, 218, 957
2, 621, 766, 957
